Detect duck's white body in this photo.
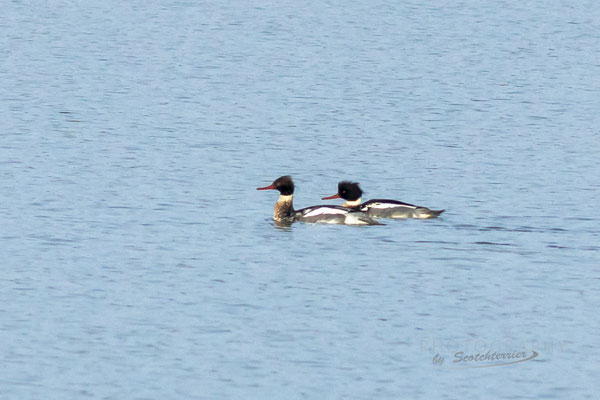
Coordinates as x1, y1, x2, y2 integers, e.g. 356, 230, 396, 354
295, 204, 380, 225
358, 199, 444, 219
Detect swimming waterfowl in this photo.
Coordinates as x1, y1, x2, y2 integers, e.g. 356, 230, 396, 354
322, 181, 444, 219
257, 176, 382, 225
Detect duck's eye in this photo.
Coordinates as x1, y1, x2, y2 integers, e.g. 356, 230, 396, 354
341, 190, 346, 194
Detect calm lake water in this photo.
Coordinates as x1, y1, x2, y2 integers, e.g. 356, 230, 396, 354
2, 0, 599, 398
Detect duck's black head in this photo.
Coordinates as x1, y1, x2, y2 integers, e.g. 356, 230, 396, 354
322, 180, 363, 201
257, 175, 295, 196
337, 181, 363, 201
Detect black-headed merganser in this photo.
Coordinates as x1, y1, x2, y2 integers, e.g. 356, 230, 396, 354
322, 181, 444, 219
257, 176, 382, 225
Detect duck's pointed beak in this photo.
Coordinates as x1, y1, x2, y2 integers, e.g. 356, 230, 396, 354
322, 193, 341, 200
257, 184, 276, 190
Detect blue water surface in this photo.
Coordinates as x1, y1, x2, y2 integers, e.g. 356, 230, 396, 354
2, 0, 599, 398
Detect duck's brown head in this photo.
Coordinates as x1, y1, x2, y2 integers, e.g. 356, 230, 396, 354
256, 175, 295, 196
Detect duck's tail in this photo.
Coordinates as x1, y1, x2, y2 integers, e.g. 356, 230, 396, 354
414, 208, 445, 219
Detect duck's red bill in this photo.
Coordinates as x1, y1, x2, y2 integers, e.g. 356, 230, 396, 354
257, 184, 276, 190
322, 193, 341, 200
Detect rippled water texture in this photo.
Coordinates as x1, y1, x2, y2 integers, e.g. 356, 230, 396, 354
2, 0, 599, 398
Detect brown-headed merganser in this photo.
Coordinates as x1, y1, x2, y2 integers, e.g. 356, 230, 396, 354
257, 176, 382, 225
322, 181, 444, 219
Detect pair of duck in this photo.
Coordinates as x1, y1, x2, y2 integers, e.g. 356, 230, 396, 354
257, 176, 444, 225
